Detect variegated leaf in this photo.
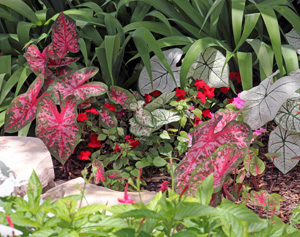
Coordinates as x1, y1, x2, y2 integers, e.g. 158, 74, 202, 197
36, 94, 80, 165
152, 109, 180, 127
24, 44, 47, 75
99, 107, 117, 129
47, 57, 79, 68
144, 92, 176, 112
244, 150, 265, 176
268, 126, 300, 174
108, 86, 136, 110
129, 118, 153, 137
4, 76, 46, 132
131, 101, 155, 128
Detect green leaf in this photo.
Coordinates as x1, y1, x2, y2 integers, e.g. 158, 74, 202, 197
17, 21, 33, 47
160, 130, 170, 140
152, 109, 180, 128
153, 157, 167, 167
281, 45, 299, 75
232, 0, 246, 45
220, 212, 246, 237
74, 204, 106, 220
195, 173, 213, 205
27, 170, 42, 209
237, 52, 252, 90
175, 203, 218, 219
144, 92, 175, 111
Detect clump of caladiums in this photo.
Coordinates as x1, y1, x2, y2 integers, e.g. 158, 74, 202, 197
4, 13, 107, 165
174, 109, 252, 197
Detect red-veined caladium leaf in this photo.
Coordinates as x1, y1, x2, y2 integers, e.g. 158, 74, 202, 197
240, 70, 300, 130
47, 56, 79, 68
268, 126, 300, 174
244, 149, 265, 176
4, 75, 47, 133
36, 94, 80, 165
99, 107, 117, 129
189, 144, 247, 194
47, 67, 108, 104
24, 44, 47, 75
175, 114, 252, 195
249, 190, 283, 213
129, 118, 153, 136
213, 109, 240, 133
52, 13, 80, 58
43, 69, 56, 91
108, 86, 136, 110
130, 101, 156, 128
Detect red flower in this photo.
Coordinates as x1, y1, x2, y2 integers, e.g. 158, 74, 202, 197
118, 182, 137, 204
194, 116, 203, 126
194, 79, 207, 90
103, 104, 116, 111
196, 91, 206, 103
88, 134, 101, 148
175, 88, 187, 97
150, 90, 162, 97
203, 85, 215, 98
86, 107, 99, 114
107, 171, 121, 179
202, 109, 211, 118
229, 72, 241, 83
158, 181, 169, 192
228, 98, 234, 104
124, 135, 131, 141
176, 95, 187, 102
129, 140, 141, 148
220, 87, 230, 93
144, 93, 152, 103
93, 160, 106, 184
114, 144, 121, 152
77, 113, 88, 122
78, 150, 91, 160
6, 215, 14, 228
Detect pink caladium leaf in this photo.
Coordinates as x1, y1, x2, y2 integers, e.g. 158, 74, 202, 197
108, 86, 136, 110
175, 113, 252, 196
48, 67, 108, 104
36, 94, 80, 165
99, 107, 117, 129
213, 109, 240, 133
24, 45, 47, 75
52, 13, 80, 58
43, 69, 56, 91
47, 56, 79, 68
4, 76, 47, 133
244, 149, 265, 176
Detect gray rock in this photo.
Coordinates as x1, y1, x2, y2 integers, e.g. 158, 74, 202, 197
42, 177, 157, 207
0, 136, 54, 197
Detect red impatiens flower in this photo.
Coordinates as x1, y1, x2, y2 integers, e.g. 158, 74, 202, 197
144, 93, 152, 103
118, 182, 137, 204
150, 90, 162, 97
175, 88, 187, 97
228, 98, 234, 104
194, 116, 203, 126
202, 109, 212, 118
229, 72, 241, 83
88, 134, 101, 148
203, 85, 215, 99
194, 79, 207, 90
103, 103, 116, 111
158, 181, 169, 192
129, 140, 141, 148
86, 107, 99, 114
196, 91, 206, 103
220, 87, 230, 94
114, 144, 121, 152
124, 135, 131, 141
77, 113, 88, 122
78, 150, 91, 160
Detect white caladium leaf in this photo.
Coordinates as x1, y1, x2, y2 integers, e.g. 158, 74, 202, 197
275, 99, 300, 133
134, 104, 155, 129
144, 92, 176, 112
188, 47, 229, 88
138, 48, 182, 95
129, 118, 153, 136
152, 109, 180, 127
240, 70, 300, 130
285, 28, 300, 54
268, 126, 300, 174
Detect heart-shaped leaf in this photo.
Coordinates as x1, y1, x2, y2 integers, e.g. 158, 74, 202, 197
274, 98, 300, 133
151, 109, 180, 127
213, 109, 240, 133
108, 86, 136, 110
47, 56, 79, 68
240, 70, 300, 130
52, 13, 80, 58
188, 47, 229, 88
138, 48, 182, 95
129, 118, 153, 137
244, 150, 265, 176
268, 126, 300, 174
24, 44, 47, 75
36, 94, 80, 165
48, 67, 107, 104
130, 101, 155, 128
99, 107, 117, 129
285, 28, 300, 54
4, 75, 46, 132
144, 92, 176, 112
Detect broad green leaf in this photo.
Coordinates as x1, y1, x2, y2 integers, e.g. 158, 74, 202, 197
118, 209, 164, 219
268, 126, 300, 174
27, 170, 42, 209
237, 52, 252, 90
0, 55, 11, 74
74, 204, 106, 220
17, 21, 33, 47
195, 173, 214, 206
175, 203, 218, 219
220, 212, 246, 237
153, 157, 167, 167
281, 45, 299, 74
138, 48, 182, 95
232, 0, 246, 45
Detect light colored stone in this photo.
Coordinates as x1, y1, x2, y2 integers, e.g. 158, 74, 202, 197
42, 177, 157, 206
0, 136, 54, 196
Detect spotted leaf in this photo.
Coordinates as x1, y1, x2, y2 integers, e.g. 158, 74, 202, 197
108, 86, 136, 110
52, 13, 80, 58
99, 107, 117, 129
24, 45, 47, 75
244, 150, 265, 176
36, 94, 80, 165
129, 118, 153, 137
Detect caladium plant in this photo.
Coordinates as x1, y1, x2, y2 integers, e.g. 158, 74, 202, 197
175, 110, 252, 196
108, 86, 136, 110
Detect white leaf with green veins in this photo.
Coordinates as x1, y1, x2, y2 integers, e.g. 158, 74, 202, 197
274, 98, 300, 133
138, 48, 182, 95
285, 28, 300, 54
144, 91, 176, 112
152, 109, 180, 127
240, 70, 300, 130
188, 47, 229, 88
268, 126, 300, 174
129, 118, 153, 137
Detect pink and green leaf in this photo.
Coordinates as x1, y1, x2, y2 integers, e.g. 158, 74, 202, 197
99, 107, 117, 129
36, 94, 80, 165
4, 75, 46, 133
108, 86, 136, 110
48, 67, 108, 104
131, 101, 155, 128
47, 56, 79, 68
129, 118, 153, 136
52, 13, 80, 58
244, 150, 265, 176
24, 44, 47, 75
